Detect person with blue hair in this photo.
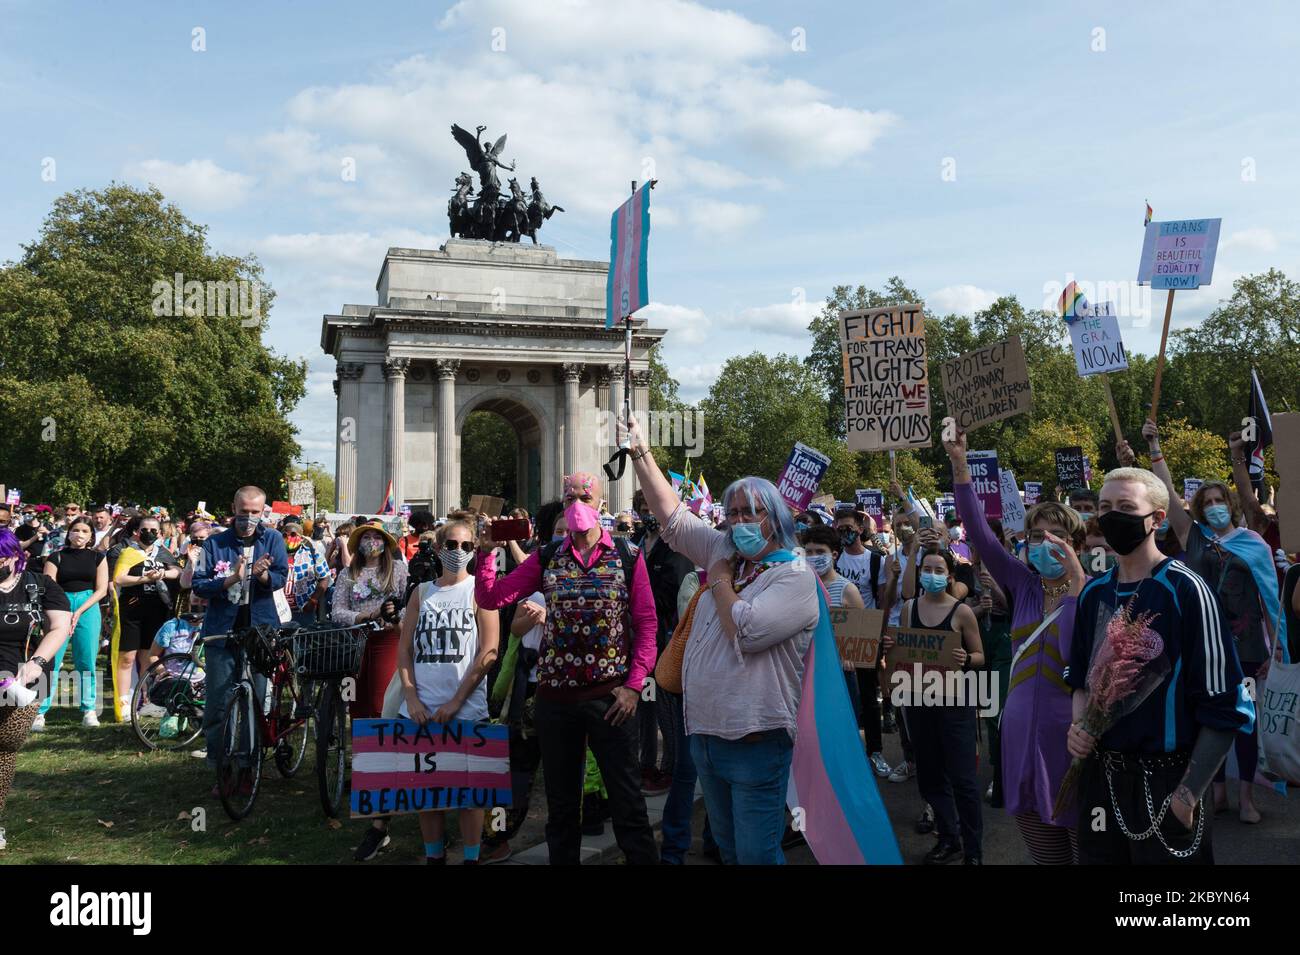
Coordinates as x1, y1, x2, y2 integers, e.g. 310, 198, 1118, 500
623, 414, 819, 864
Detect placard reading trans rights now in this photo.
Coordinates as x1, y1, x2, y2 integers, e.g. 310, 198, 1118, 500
349, 718, 511, 817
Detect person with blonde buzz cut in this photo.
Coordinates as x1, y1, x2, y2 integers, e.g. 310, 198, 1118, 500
1066, 466, 1252, 864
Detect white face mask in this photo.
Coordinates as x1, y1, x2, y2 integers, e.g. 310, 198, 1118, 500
442, 547, 472, 573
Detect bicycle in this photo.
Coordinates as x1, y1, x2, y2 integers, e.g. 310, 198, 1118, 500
131, 640, 206, 752
203, 623, 313, 821
291, 622, 373, 817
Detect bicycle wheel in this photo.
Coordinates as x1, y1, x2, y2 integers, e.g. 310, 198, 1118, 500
216, 685, 263, 821
272, 669, 310, 778
315, 681, 348, 817
132, 655, 205, 752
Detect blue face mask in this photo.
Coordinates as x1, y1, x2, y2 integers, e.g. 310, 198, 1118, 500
1204, 504, 1232, 531
1157, 518, 1170, 536
731, 521, 768, 558
920, 571, 948, 594
1028, 542, 1066, 579
551, 533, 566, 543
795, 521, 810, 533
807, 553, 832, 576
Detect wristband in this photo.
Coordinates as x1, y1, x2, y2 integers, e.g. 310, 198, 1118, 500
1232, 456, 1247, 465
1150, 453, 1164, 464
630, 447, 650, 461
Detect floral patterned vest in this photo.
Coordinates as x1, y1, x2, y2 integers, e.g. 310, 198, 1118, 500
538, 542, 633, 693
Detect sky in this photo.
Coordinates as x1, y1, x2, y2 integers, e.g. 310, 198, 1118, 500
3, 0, 1297, 471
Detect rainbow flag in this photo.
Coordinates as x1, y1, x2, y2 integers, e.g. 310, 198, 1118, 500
1144, 200, 1153, 227
1057, 280, 1088, 321
378, 480, 396, 515
789, 572, 902, 864
688, 473, 713, 514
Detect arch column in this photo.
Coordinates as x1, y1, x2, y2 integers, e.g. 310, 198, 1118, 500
435, 358, 461, 515
384, 357, 410, 508
561, 362, 584, 478
335, 362, 365, 513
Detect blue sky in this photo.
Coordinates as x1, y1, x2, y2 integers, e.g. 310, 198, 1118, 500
3, 0, 1297, 470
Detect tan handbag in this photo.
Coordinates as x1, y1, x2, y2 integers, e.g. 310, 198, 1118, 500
654, 582, 707, 694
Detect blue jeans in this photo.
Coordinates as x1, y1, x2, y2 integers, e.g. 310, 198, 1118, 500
659, 692, 693, 863
690, 730, 792, 865
202, 640, 266, 769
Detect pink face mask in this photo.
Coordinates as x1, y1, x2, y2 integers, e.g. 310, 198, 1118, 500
564, 500, 599, 533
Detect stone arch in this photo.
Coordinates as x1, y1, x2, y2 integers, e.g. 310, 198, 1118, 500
455, 388, 555, 512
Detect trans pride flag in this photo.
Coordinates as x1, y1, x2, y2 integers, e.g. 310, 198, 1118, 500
782, 557, 901, 865
605, 182, 651, 328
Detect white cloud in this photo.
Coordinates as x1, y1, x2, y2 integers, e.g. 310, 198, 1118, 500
251, 229, 444, 277
1220, 228, 1278, 254
674, 361, 725, 399
639, 302, 709, 345
722, 299, 824, 337
685, 199, 762, 235
927, 284, 1001, 315
122, 158, 253, 209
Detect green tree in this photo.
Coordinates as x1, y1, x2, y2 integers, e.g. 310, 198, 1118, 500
285, 461, 336, 512
460, 411, 518, 503
0, 184, 305, 507
698, 352, 837, 491
1140, 418, 1230, 487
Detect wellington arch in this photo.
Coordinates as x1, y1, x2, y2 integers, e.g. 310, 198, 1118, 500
321, 239, 666, 516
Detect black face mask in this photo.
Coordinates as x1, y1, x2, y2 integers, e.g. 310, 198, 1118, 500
839, 528, 859, 546
0, 565, 10, 583
139, 530, 159, 546
640, 513, 658, 534
1097, 510, 1156, 556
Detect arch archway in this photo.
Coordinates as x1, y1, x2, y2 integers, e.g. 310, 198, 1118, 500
456, 392, 547, 513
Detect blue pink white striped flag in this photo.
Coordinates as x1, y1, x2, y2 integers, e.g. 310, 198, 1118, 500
606, 183, 651, 328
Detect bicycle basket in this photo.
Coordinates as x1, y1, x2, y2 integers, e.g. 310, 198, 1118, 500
231, 624, 282, 675
291, 625, 369, 680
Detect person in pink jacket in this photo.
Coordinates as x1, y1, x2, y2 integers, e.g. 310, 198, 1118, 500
476, 471, 659, 865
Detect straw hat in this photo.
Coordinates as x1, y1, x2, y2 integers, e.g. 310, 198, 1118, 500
347, 520, 400, 558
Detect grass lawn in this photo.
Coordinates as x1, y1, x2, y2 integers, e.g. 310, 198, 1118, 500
0, 708, 523, 865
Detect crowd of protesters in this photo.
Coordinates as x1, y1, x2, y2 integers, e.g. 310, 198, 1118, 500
0, 407, 1296, 864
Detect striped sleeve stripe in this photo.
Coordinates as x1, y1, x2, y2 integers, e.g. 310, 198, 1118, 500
1169, 562, 1226, 696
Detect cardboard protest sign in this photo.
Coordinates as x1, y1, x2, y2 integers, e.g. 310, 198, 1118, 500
1069, 303, 1129, 376
1000, 469, 1026, 534
838, 304, 931, 451
1183, 478, 1203, 503
350, 718, 511, 818
967, 450, 1002, 519
810, 492, 837, 511
777, 442, 832, 511
1055, 447, 1085, 490
940, 336, 1033, 432
1274, 413, 1300, 553
830, 607, 885, 669
855, 489, 884, 521
1138, 218, 1222, 290
886, 626, 964, 672
1023, 482, 1042, 506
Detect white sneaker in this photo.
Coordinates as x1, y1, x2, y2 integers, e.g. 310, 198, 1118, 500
887, 761, 915, 783
29, 714, 46, 733
137, 703, 167, 720
82, 711, 101, 727
869, 752, 892, 778
0, 827, 6, 850
190, 749, 207, 759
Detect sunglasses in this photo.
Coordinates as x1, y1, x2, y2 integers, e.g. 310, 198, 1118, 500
443, 540, 475, 553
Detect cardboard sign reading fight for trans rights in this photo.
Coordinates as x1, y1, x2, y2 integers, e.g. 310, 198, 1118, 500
838, 304, 931, 451
940, 336, 1033, 432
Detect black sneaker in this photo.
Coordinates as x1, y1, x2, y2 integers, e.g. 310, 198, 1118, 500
963, 856, 983, 865
354, 827, 391, 862
923, 841, 962, 865
462, 858, 480, 866
426, 855, 446, 865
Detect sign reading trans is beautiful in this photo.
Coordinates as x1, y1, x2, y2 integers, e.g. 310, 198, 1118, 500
838, 304, 931, 451
1137, 218, 1222, 290
605, 182, 652, 328
350, 718, 511, 818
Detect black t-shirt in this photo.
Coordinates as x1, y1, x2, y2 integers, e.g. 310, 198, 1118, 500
1068, 558, 1248, 754
47, 548, 105, 593
119, 545, 181, 619
0, 572, 71, 681
15, 523, 38, 545
1283, 563, 1300, 663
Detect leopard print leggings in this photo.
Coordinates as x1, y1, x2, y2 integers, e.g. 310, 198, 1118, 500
0, 703, 38, 813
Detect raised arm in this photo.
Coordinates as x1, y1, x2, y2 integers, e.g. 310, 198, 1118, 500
474, 535, 543, 611
1142, 418, 1191, 547
1228, 430, 1270, 535
944, 427, 1028, 591
622, 413, 682, 528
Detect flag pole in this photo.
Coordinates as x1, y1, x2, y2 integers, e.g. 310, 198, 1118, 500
1149, 289, 1175, 422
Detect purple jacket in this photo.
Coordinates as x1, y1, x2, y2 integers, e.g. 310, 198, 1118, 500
956, 482, 1076, 828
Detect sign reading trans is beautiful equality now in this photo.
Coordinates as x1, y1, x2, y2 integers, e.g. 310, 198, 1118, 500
350, 718, 511, 818
777, 441, 832, 511
1137, 218, 1222, 290
605, 182, 651, 328
838, 304, 931, 451
940, 336, 1032, 432
1068, 302, 1129, 376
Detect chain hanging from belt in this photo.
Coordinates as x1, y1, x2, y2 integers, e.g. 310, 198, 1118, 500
1103, 752, 1205, 859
